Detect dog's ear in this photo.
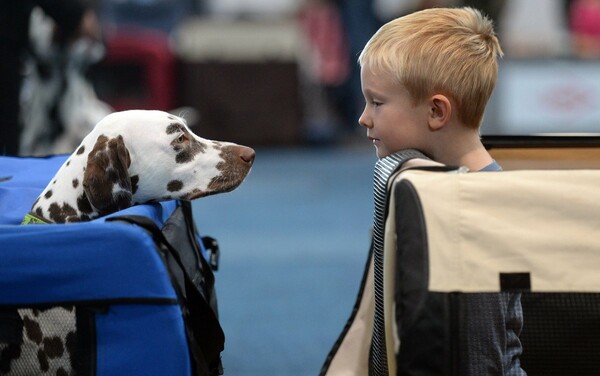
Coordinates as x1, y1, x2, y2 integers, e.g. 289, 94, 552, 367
83, 135, 133, 215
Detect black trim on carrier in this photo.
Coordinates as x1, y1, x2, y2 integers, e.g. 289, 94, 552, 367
394, 179, 453, 375
500, 273, 531, 292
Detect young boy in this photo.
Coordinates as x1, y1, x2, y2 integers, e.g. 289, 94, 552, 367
358, 6, 502, 171
357, 7, 525, 375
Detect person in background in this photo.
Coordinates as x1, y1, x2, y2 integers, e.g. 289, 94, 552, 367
0, 0, 100, 156
333, 0, 380, 137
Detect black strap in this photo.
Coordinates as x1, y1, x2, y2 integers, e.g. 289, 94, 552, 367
111, 214, 190, 279
107, 213, 224, 376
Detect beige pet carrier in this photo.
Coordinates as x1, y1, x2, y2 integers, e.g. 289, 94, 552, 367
322, 167, 600, 376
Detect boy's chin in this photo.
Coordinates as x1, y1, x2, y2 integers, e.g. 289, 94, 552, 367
375, 147, 392, 159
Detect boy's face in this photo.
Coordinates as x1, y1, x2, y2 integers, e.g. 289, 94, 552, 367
359, 67, 430, 158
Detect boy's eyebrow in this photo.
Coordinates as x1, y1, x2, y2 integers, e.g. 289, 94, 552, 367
361, 85, 375, 96
361, 90, 374, 100
363, 87, 386, 99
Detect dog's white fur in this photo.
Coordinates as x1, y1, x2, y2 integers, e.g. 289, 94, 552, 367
31, 109, 255, 223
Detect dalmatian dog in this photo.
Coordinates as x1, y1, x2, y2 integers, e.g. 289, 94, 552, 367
0, 110, 254, 375
29, 109, 255, 223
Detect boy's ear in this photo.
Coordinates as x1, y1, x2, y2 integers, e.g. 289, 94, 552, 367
427, 94, 451, 131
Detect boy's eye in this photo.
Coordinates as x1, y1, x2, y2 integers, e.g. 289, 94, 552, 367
372, 100, 382, 107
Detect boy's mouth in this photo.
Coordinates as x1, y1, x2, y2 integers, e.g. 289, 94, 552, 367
368, 136, 380, 144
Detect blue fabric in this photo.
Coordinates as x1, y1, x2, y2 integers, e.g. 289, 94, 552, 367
0, 222, 177, 305
0, 155, 69, 225
96, 304, 191, 376
0, 155, 190, 305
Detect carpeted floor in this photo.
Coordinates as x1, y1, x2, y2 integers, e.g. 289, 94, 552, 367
192, 145, 376, 376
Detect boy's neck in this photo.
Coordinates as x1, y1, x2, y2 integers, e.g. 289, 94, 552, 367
429, 129, 493, 171
451, 145, 494, 171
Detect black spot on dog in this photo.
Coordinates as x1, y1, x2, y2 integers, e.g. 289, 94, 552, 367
113, 191, 133, 212
23, 316, 43, 344
66, 160, 70, 167
207, 145, 248, 193
107, 168, 120, 184
0, 343, 21, 375
167, 180, 183, 192
35, 207, 43, 217
175, 139, 207, 164
108, 137, 131, 168
48, 203, 78, 224
183, 188, 207, 200
166, 123, 181, 134
72, 178, 79, 188
84, 135, 133, 215
77, 193, 93, 214
76, 145, 85, 155
169, 125, 207, 163
44, 190, 53, 199
57, 367, 69, 376
131, 175, 139, 195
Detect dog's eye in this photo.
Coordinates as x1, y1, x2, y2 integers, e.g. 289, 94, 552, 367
176, 133, 188, 143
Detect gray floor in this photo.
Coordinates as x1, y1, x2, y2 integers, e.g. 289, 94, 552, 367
192, 144, 377, 376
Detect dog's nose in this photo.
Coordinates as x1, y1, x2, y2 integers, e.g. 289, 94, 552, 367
239, 146, 255, 166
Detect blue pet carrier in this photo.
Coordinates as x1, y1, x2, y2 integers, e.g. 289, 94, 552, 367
0, 155, 224, 376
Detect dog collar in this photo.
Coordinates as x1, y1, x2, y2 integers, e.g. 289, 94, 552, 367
22, 212, 50, 225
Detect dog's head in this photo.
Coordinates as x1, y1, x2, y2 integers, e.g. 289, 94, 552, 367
82, 110, 254, 215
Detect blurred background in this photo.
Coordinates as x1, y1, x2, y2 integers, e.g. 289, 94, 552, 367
3, 0, 600, 375
9, 0, 600, 157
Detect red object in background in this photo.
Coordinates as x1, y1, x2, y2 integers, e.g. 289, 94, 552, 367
100, 27, 176, 111
570, 0, 600, 58
570, 0, 600, 37
298, 2, 350, 86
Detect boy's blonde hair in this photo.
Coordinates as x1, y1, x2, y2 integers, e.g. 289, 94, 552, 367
358, 7, 503, 129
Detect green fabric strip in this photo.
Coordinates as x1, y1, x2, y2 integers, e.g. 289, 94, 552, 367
22, 213, 50, 225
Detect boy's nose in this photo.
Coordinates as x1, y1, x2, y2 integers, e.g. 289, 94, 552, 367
358, 107, 372, 129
